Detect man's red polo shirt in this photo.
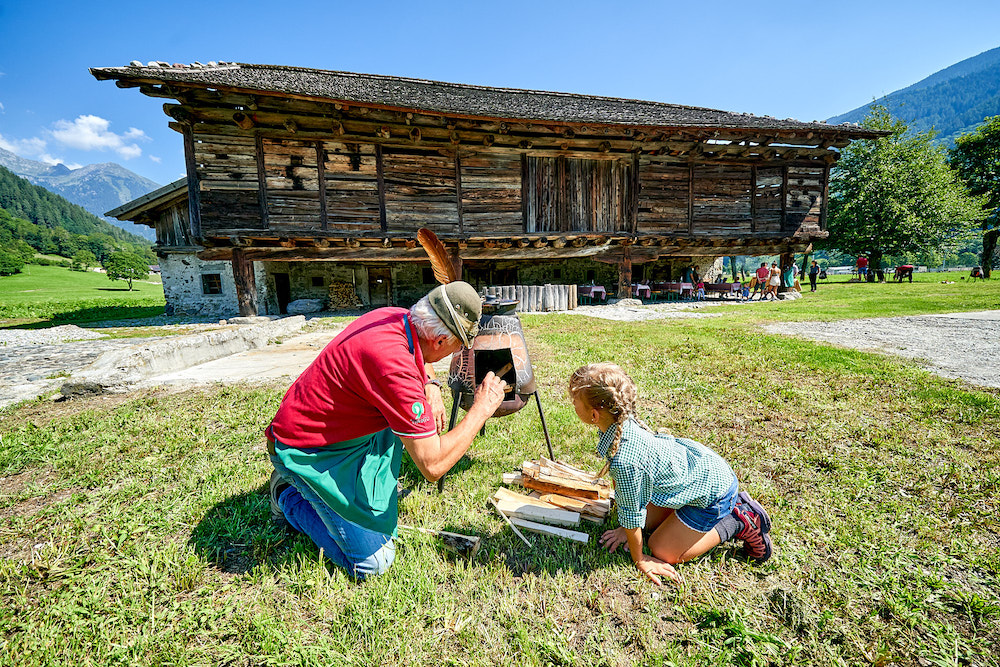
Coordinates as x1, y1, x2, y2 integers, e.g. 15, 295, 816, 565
268, 308, 436, 448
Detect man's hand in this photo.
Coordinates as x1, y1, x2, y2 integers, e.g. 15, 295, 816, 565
425, 383, 446, 433
599, 527, 628, 553
471, 371, 506, 417
636, 555, 681, 587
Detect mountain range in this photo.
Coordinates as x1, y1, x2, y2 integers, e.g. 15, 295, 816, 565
0, 148, 161, 241
828, 46, 1000, 144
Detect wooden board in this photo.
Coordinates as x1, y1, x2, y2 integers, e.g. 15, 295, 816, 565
509, 518, 590, 544
493, 499, 581, 527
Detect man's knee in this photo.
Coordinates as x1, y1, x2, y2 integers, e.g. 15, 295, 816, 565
351, 539, 396, 578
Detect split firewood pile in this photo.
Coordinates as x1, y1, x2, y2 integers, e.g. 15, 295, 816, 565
327, 281, 363, 309
492, 458, 613, 545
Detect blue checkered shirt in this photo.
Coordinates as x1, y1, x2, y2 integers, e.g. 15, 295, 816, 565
598, 419, 737, 530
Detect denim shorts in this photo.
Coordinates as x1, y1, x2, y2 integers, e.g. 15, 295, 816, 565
675, 476, 739, 533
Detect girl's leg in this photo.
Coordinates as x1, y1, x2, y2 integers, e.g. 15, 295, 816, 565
644, 504, 674, 533
647, 511, 721, 564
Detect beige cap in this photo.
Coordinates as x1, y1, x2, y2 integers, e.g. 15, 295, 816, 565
427, 281, 481, 347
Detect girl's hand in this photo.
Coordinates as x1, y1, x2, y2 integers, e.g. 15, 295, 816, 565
599, 527, 628, 553
636, 555, 681, 587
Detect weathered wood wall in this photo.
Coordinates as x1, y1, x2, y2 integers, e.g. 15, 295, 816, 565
186, 121, 829, 242
524, 156, 633, 233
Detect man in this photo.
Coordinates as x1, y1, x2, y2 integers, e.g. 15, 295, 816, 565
857, 255, 868, 281
265, 281, 505, 578
754, 262, 770, 300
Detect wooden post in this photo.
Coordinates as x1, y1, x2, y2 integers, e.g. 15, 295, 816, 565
617, 246, 633, 299
254, 134, 270, 230
376, 144, 387, 233
315, 141, 328, 231
231, 248, 258, 317
779, 251, 793, 291
181, 126, 202, 239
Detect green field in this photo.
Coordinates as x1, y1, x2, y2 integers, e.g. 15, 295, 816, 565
0, 264, 164, 324
0, 274, 998, 666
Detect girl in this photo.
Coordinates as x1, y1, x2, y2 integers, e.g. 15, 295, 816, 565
569, 363, 772, 586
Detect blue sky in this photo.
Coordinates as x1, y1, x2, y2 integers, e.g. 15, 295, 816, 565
2, 0, 999, 187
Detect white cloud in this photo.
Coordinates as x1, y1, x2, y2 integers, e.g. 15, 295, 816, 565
149, 155, 162, 163
50, 114, 148, 160
0, 102, 5, 113
0, 133, 48, 157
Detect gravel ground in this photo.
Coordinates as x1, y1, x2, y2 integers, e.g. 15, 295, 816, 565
763, 311, 1000, 389
0, 324, 108, 347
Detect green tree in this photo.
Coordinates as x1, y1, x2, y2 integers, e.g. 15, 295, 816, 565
826, 106, 984, 279
71, 249, 98, 272
0, 249, 24, 276
103, 251, 149, 290
950, 115, 1000, 276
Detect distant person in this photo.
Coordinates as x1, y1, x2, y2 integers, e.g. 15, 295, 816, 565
754, 262, 770, 300
763, 262, 781, 301
569, 363, 772, 586
894, 265, 914, 283
970, 266, 985, 281
682, 265, 694, 283
857, 255, 869, 281
808, 260, 820, 292
695, 280, 705, 301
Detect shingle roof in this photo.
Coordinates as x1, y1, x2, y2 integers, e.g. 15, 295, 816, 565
91, 62, 881, 138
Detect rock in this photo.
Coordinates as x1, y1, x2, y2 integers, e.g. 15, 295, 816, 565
227, 316, 277, 325
608, 298, 643, 307
60, 380, 108, 397
286, 299, 326, 315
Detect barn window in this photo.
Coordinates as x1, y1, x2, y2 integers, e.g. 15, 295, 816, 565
201, 274, 222, 295
311, 276, 325, 287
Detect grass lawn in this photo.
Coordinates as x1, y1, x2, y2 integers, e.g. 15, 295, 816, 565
0, 264, 165, 325
0, 277, 998, 665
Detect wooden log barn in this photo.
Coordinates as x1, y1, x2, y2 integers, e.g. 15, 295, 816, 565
93, 61, 881, 317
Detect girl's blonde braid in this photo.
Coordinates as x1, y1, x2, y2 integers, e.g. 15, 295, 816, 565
568, 363, 649, 480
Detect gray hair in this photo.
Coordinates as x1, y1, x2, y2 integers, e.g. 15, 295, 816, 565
410, 295, 460, 345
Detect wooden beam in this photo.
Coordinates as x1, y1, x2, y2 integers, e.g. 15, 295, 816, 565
254, 133, 269, 229
181, 125, 202, 239
454, 151, 464, 236
315, 141, 328, 231
375, 144, 387, 233
231, 248, 258, 317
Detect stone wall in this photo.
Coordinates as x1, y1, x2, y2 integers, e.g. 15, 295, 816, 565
160, 251, 266, 318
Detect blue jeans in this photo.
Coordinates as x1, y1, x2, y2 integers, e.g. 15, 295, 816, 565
270, 453, 395, 579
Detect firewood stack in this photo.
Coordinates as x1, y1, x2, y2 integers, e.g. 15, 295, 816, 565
327, 281, 363, 310
493, 458, 614, 543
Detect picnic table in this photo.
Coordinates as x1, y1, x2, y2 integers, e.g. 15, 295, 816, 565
703, 282, 742, 298
651, 281, 695, 301
631, 283, 652, 299
577, 285, 607, 304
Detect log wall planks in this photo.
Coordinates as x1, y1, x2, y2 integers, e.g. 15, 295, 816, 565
637, 159, 689, 235
382, 147, 459, 235
691, 164, 752, 235
785, 166, 825, 234
180, 107, 831, 248
460, 152, 522, 235
193, 133, 264, 231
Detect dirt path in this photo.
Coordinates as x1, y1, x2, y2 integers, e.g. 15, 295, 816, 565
763, 310, 1000, 389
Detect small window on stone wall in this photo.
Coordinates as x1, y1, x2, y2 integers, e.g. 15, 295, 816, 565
311, 276, 325, 287
553, 268, 562, 280
422, 267, 435, 284
202, 274, 222, 295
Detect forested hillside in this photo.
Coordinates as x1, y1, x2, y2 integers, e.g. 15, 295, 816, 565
0, 166, 154, 262
828, 46, 1000, 144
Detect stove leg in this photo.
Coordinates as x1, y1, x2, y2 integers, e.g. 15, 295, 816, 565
534, 391, 555, 459
439, 390, 463, 493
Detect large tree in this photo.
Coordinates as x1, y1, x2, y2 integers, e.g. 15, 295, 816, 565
826, 106, 984, 278
949, 115, 1000, 277
103, 251, 149, 291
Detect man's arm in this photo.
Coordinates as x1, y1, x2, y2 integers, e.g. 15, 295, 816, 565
423, 363, 446, 433
400, 372, 506, 481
